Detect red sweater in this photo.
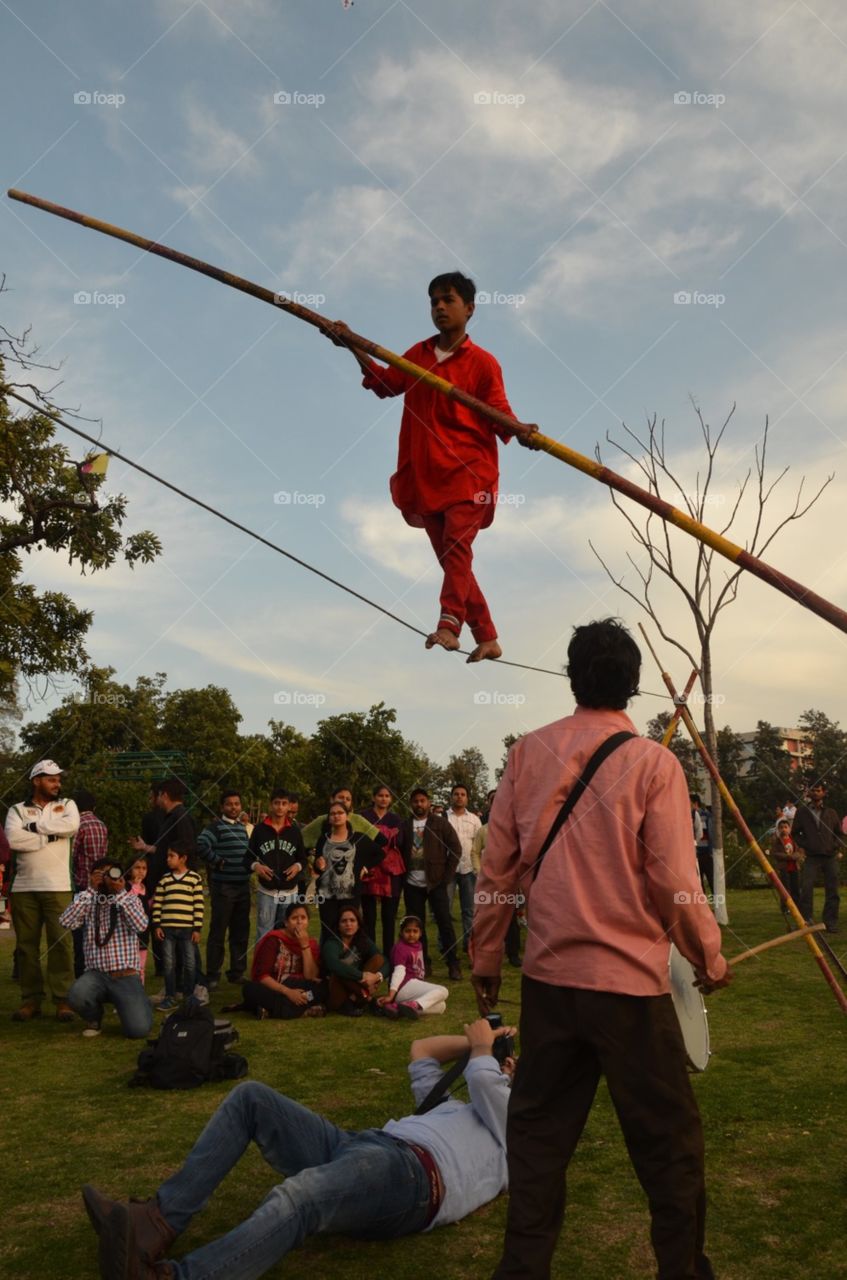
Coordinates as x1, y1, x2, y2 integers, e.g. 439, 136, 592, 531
361, 334, 514, 527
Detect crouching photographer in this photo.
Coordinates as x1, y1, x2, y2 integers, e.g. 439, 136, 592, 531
59, 859, 152, 1040
83, 1017, 517, 1279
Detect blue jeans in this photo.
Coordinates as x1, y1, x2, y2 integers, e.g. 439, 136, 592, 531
67, 970, 152, 1039
255, 890, 298, 944
162, 928, 196, 999
157, 1081, 430, 1279
456, 871, 477, 951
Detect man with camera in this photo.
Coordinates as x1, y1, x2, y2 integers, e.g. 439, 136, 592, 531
84, 1016, 515, 1278
472, 618, 730, 1280
60, 858, 152, 1039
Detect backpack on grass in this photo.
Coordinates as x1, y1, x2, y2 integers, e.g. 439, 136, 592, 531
130, 1002, 247, 1090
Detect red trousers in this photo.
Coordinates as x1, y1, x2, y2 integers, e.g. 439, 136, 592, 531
421, 501, 496, 643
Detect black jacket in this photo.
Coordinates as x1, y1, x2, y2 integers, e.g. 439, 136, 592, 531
791, 804, 842, 858
248, 820, 306, 890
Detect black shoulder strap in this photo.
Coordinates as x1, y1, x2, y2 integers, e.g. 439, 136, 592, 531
531, 731, 635, 883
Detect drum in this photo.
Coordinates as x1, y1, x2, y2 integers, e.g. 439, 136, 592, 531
668, 944, 710, 1072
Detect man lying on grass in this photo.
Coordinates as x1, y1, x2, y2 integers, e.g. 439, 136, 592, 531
84, 1017, 516, 1279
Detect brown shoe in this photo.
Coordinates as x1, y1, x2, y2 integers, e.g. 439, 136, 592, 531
447, 963, 462, 981
56, 1000, 75, 1023
11, 1001, 42, 1022
83, 1185, 177, 1263
98, 1202, 175, 1278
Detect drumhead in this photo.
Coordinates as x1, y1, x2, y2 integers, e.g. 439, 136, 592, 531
668, 944, 710, 1072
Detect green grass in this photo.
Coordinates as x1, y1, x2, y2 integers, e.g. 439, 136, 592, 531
1, 892, 845, 1279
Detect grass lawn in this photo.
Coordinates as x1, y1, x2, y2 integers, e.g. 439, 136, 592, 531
1, 890, 845, 1279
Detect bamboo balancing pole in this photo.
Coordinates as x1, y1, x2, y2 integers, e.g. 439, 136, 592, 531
9, 186, 847, 641
638, 624, 847, 1015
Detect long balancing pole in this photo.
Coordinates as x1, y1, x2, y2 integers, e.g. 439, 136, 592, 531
9, 186, 847, 641
638, 624, 847, 1014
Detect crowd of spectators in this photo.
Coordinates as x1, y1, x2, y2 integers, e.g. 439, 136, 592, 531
2, 764, 513, 1033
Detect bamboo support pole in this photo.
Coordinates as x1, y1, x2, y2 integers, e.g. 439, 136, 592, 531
638, 623, 847, 1014
661, 668, 699, 748
9, 187, 847, 640
728, 923, 826, 965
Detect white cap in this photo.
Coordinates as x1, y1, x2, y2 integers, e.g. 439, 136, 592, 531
29, 759, 63, 779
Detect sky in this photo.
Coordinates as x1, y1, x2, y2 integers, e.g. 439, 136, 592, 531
3, 0, 847, 782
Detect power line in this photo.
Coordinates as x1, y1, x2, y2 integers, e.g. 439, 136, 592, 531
4, 387, 575, 678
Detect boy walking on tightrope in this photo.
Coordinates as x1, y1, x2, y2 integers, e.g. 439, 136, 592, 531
152, 846, 204, 1011
328, 273, 535, 662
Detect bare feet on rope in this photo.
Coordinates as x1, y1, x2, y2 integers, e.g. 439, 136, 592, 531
467, 639, 502, 663
425, 628, 461, 652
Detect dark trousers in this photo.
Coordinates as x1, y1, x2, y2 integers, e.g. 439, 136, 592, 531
361, 893, 400, 957
242, 977, 326, 1019
493, 976, 713, 1280
206, 882, 251, 981
505, 910, 521, 964
799, 855, 840, 930
696, 846, 714, 895
403, 882, 458, 966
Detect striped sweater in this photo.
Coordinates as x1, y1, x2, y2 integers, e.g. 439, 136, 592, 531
152, 869, 205, 930
197, 817, 251, 885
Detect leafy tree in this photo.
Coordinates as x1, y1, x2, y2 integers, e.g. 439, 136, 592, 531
0, 366, 161, 700
797, 709, 847, 801
307, 703, 433, 810
742, 720, 794, 836
715, 725, 746, 797
496, 732, 520, 782
646, 711, 701, 788
441, 746, 490, 809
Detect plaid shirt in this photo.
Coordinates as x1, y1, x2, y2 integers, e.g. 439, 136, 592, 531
60, 889, 147, 973
72, 811, 109, 889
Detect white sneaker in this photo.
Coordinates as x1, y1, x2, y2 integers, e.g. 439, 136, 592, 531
82, 1022, 102, 1038
193, 984, 210, 1006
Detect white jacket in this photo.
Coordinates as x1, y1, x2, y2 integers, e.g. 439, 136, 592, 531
5, 798, 81, 892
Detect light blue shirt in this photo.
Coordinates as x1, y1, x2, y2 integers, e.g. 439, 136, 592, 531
383, 1055, 509, 1228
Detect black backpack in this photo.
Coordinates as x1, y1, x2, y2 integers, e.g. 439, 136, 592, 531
131, 1003, 247, 1090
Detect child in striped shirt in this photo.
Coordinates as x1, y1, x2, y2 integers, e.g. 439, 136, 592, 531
152, 846, 204, 1011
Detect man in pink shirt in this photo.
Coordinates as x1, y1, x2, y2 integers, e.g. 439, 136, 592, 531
471, 618, 730, 1280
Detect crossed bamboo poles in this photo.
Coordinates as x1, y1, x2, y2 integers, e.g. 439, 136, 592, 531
8, 187, 847, 642
639, 625, 847, 1015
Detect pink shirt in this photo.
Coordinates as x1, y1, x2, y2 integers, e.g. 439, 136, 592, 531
473, 706, 726, 996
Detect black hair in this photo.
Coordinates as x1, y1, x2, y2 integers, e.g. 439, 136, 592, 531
450, 783, 468, 795
566, 618, 641, 710
331, 785, 353, 797
158, 778, 186, 802
372, 783, 392, 797
283, 901, 310, 923
270, 788, 289, 801
221, 789, 241, 805
410, 787, 429, 800
428, 272, 475, 305
91, 857, 114, 872
287, 791, 300, 803
74, 788, 97, 813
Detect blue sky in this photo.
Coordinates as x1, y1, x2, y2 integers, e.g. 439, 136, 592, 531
4, 0, 847, 779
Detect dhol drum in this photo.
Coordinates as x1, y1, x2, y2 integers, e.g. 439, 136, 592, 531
668, 944, 710, 1072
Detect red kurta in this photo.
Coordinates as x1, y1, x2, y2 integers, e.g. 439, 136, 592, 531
361, 335, 515, 528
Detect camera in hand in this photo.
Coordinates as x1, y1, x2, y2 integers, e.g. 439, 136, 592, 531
485, 1012, 515, 1064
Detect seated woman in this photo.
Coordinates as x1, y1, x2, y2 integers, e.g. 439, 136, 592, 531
312, 802, 383, 942
232, 903, 327, 1019
320, 906, 387, 1017
378, 914, 449, 1019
